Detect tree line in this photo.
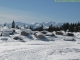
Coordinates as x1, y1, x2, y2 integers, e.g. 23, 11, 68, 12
3, 21, 80, 32
31, 22, 80, 32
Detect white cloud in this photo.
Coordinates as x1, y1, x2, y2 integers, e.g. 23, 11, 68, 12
0, 7, 54, 24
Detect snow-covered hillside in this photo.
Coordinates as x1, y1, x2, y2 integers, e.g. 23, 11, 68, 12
0, 26, 80, 60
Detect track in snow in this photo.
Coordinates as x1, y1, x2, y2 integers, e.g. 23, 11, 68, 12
0, 41, 80, 60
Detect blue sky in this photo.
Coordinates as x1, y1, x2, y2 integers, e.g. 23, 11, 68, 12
0, 0, 80, 24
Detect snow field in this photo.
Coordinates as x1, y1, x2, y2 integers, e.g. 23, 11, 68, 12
0, 27, 80, 60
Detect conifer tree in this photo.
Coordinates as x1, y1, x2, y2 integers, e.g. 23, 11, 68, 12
12, 20, 15, 28
16, 25, 19, 29
4, 23, 6, 26
30, 26, 33, 30
48, 24, 53, 32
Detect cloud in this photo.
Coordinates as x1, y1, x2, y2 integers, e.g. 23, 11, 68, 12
0, 7, 54, 24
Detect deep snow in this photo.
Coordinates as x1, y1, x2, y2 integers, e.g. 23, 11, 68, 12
0, 35, 80, 60
0, 28, 80, 60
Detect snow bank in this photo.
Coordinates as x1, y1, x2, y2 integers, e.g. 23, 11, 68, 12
64, 37, 76, 41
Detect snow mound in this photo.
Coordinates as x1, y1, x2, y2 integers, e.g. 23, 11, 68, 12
0, 37, 8, 41
64, 37, 76, 41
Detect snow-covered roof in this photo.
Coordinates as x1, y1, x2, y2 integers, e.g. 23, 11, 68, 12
64, 37, 75, 41
1, 26, 11, 31
3, 26, 9, 29
21, 29, 32, 34
1, 27, 13, 35
36, 32, 44, 36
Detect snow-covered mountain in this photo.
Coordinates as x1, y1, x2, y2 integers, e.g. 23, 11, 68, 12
0, 21, 63, 29
28, 21, 63, 29
20, 21, 62, 29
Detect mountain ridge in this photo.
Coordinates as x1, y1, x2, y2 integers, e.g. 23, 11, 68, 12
0, 21, 63, 29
